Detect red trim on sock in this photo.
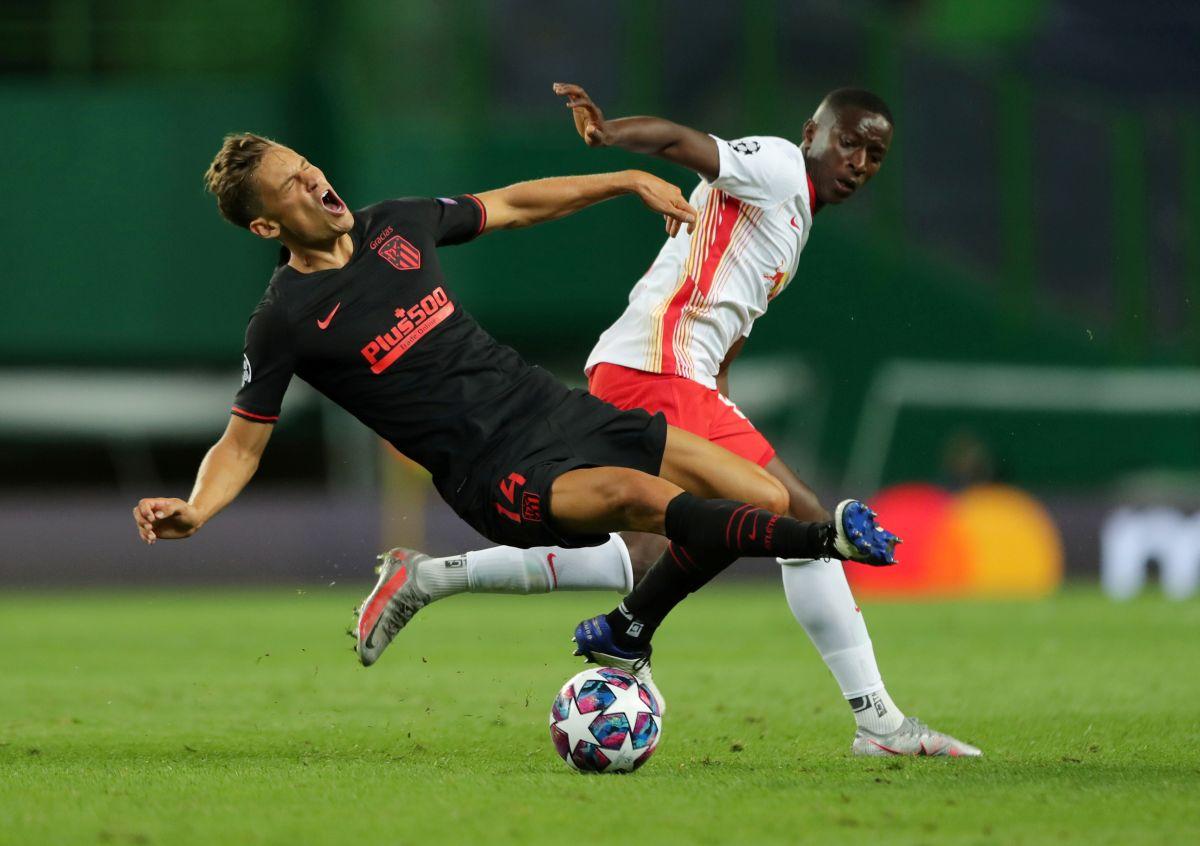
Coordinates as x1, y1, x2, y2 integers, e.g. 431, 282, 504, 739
735, 507, 758, 552
725, 504, 754, 550
666, 543, 690, 573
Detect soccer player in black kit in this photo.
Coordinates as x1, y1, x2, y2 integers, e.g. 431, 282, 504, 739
131, 135, 898, 701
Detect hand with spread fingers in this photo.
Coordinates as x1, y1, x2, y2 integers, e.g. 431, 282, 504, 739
628, 171, 698, 237
551, 80, 723, 184
553, 82, 611, 147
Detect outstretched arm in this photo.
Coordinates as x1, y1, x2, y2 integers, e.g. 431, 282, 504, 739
132, 415, 272, 544
553, 82, 721, 182
476, 170, 696, 237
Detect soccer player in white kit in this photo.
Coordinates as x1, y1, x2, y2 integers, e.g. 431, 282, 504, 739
356, 83, 980, 757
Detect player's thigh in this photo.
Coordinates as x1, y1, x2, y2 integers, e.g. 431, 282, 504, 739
763, 456, 831, 522
550, 466, 683, 536
707, 394, 777, 468
658, 425, 788, 513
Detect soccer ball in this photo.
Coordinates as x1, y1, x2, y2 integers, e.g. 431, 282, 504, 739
549, 666, 663, 773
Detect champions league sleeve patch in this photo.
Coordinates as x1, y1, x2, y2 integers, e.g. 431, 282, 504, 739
436, 197, 459, 205
729, 139, 761, 155
242, 354, 252, 386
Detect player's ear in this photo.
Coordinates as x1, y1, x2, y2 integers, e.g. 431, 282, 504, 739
248, 217, 280, 240
800, 119, 817, 150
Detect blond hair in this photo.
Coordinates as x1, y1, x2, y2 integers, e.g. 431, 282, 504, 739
203, 132, 277, 228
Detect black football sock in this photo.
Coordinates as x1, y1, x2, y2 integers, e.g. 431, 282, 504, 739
606, 541, 733, 651
663, 491, 834, 560
604, 494, 836, 652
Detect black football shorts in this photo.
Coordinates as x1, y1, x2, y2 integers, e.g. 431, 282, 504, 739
448, 387, 667, 549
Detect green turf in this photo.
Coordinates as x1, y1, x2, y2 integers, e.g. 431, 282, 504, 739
1, 585, 1197, 845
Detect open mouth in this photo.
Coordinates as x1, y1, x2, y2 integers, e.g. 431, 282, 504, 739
834, 177, 857, 195
321, 187, 347, 215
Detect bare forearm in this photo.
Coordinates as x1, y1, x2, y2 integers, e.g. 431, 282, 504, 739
479, 170, 641, 230
187, 438, 260, 527
606, 117, 692, 155
603, 117, 720, 181
554, 84, 720, 181
133, 416, 269, 545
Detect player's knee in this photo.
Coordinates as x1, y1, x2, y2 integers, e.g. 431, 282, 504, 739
750, 473, 790, 515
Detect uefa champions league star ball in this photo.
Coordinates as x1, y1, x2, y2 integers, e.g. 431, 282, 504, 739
549, 666, 662, 773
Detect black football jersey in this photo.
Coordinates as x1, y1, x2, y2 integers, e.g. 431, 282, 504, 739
232, 195, 570, 501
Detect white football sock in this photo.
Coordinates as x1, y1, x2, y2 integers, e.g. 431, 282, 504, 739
415, 534, 633, 601
848, 689, 905, 735
779, 557, 905, 734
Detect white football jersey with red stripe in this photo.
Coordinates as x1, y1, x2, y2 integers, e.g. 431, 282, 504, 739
586, 135, 815, 389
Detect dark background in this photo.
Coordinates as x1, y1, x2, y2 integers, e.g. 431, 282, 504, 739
2, 0, 1198, 586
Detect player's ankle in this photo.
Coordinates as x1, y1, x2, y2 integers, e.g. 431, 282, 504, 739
849, 688, 905, 734
413, 555, 468, 601
606, 603, 654, 653
816, 521, 837, 558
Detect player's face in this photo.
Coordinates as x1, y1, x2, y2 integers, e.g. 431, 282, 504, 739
251, 145, 353, 243
802, 106, 892, 206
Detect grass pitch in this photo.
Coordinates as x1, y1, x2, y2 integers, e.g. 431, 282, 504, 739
1, 585, 1197, 845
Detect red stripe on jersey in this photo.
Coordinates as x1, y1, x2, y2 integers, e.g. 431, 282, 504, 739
659, 191, 742, 374
466, 194, 487, 236
806, 175, 817, 214
231, 406, 279, 423
657, 279, 697, 375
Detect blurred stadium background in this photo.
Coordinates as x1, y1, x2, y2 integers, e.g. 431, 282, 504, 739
3, 0, 1200, 601
5, 4, 1200, 845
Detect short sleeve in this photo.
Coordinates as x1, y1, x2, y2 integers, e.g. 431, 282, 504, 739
377, 195, 485, 246
710, 135, 806, 207
429, 194, 487, 246
232, 299, 295, 424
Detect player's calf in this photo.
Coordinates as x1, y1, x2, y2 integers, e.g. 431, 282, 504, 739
578, 493, 900, 657
553, 467, 677, 535
659, 493, 900, 567
657, 423, 789, 512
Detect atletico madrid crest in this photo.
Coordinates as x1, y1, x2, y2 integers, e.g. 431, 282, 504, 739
376, 234, 422, 271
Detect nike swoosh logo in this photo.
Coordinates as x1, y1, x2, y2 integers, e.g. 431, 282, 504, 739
789, 216, 801, 230
546, 552, 559, 588
317, 302, 342, 330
